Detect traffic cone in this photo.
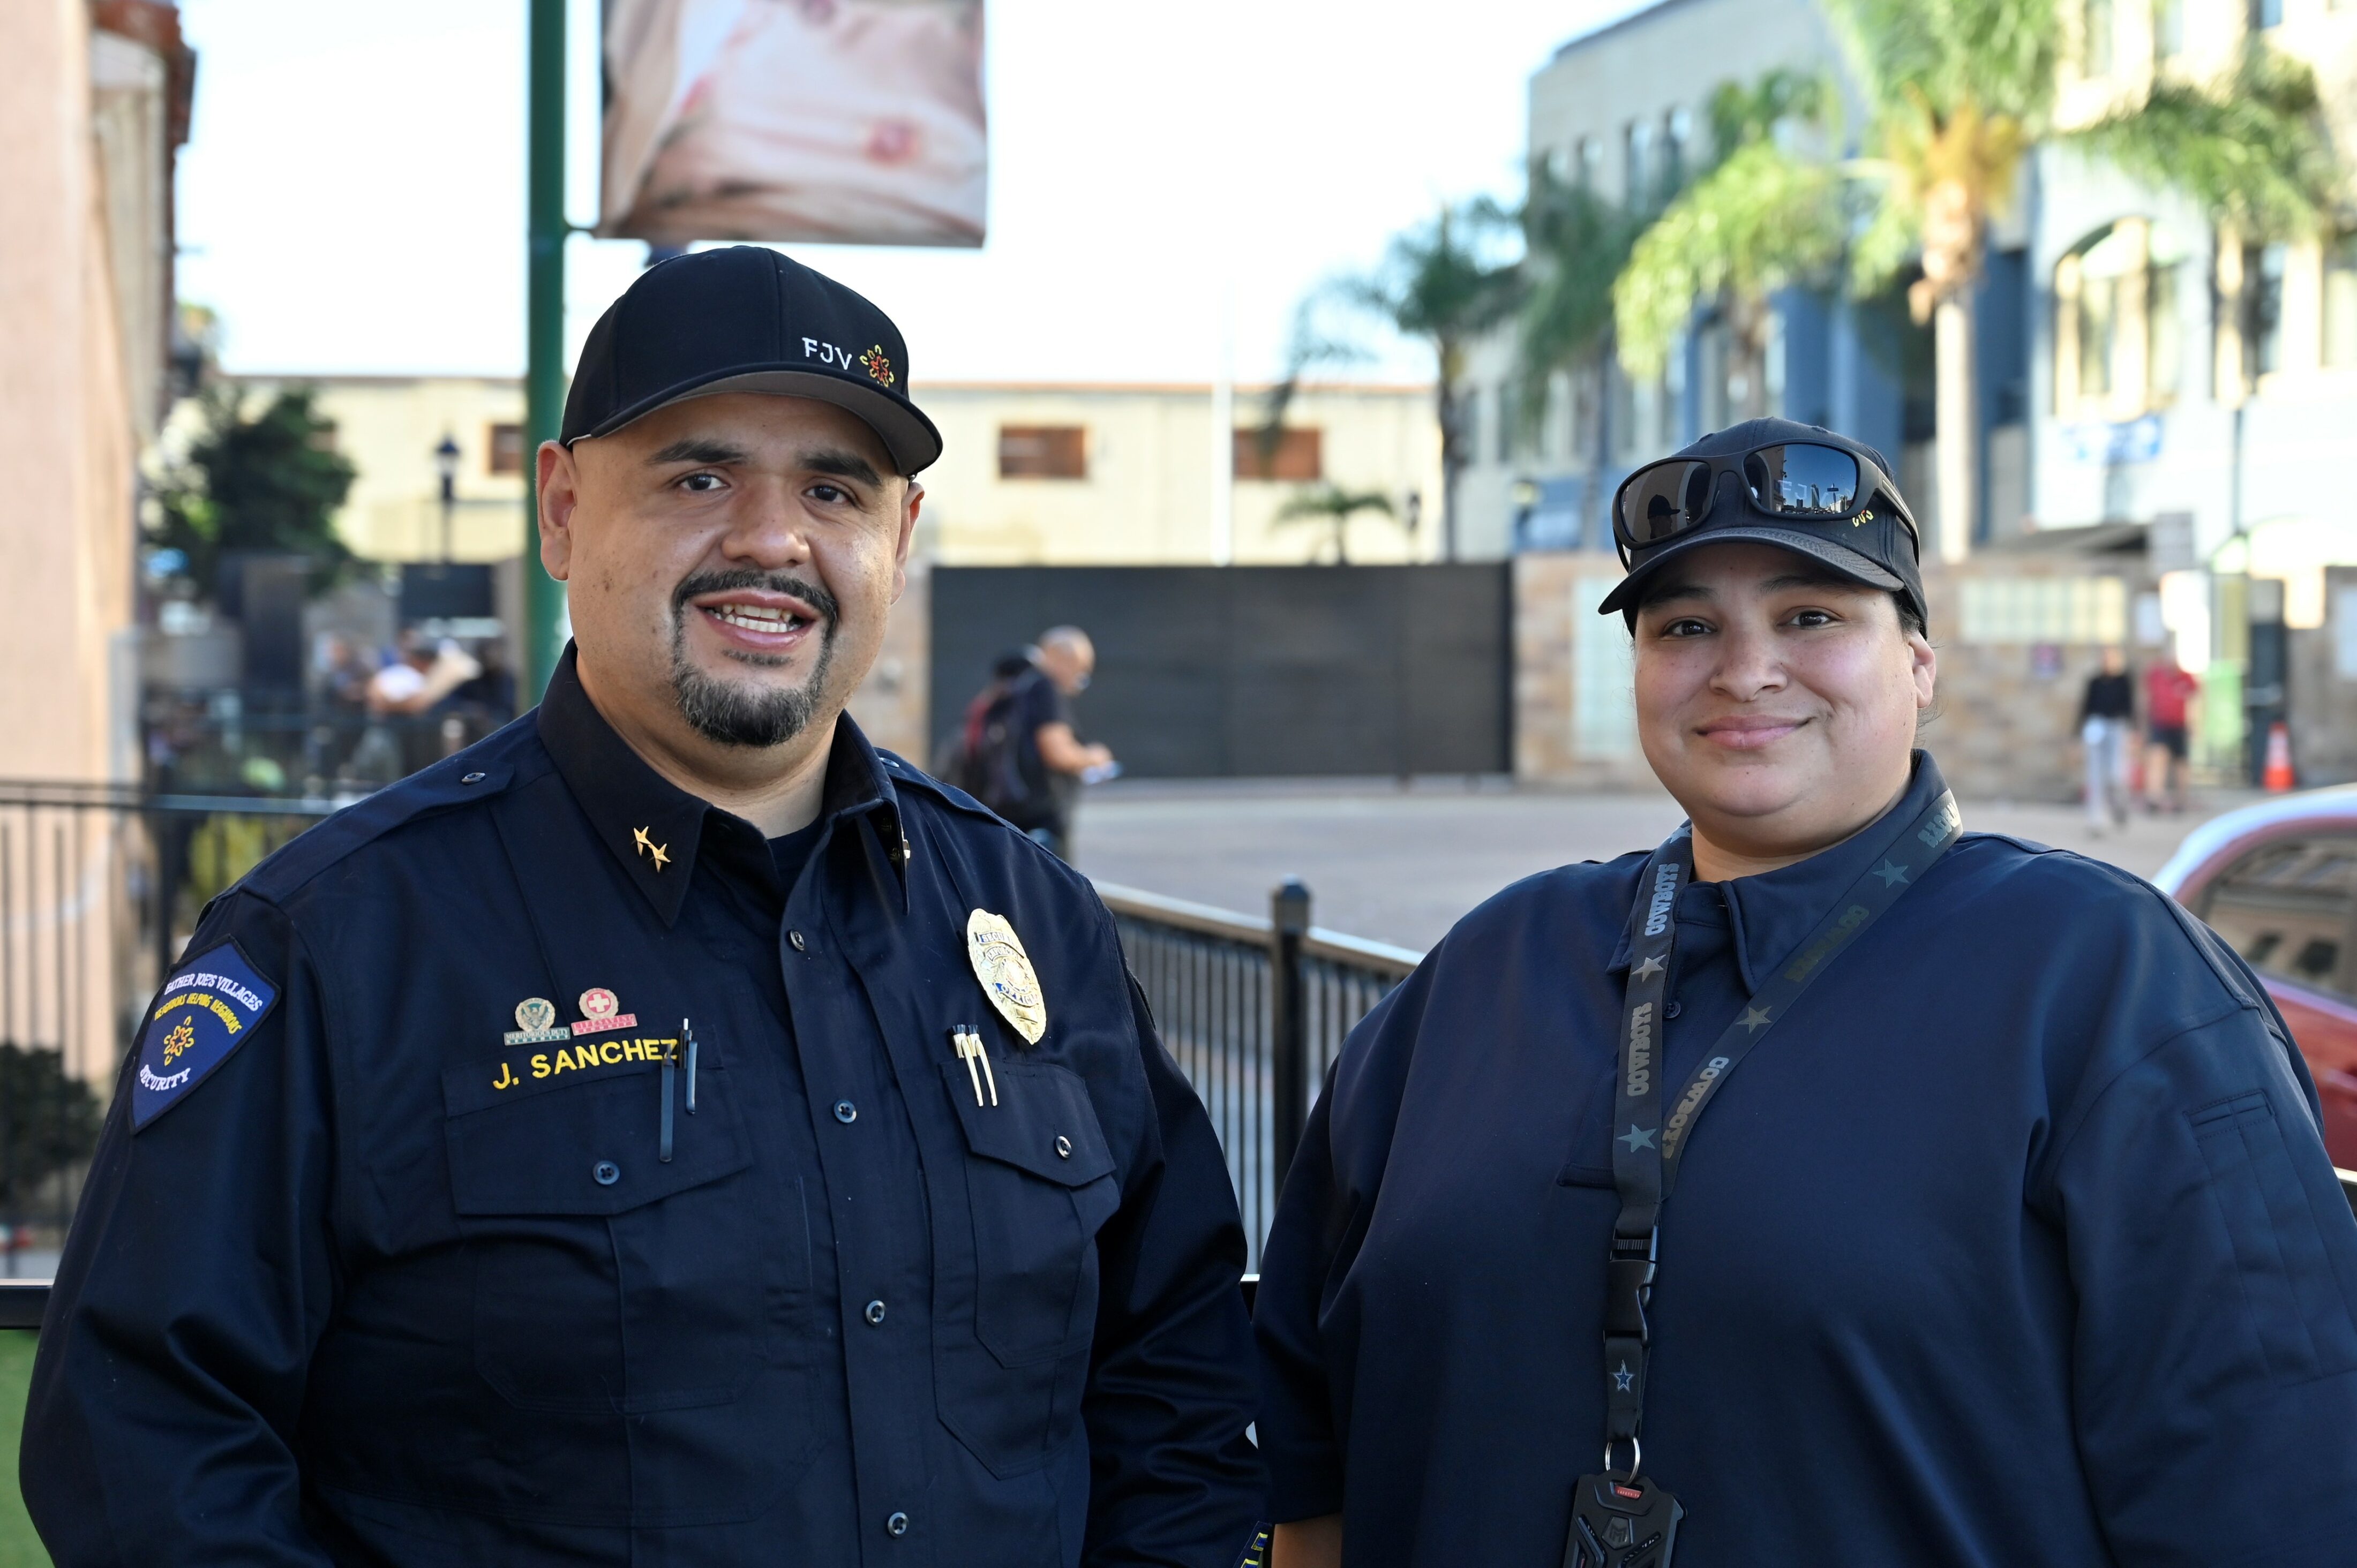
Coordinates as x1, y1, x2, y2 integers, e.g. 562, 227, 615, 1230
2263, 721, 2295, 793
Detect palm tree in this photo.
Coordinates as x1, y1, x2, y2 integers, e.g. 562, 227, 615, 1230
1274, 484, 1399, 565
1514, 161, 1644, 549
1611, 5, 2336, 561
1330, 201, 1521, 561
1613, 72, 1847, 425
1827, 0, 2053, 561
2071, 37, 2338, 263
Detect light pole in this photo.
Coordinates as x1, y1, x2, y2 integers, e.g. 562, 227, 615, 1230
434, 434, 461, 563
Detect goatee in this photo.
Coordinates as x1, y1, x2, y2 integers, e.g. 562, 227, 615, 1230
668, 570, 841, 748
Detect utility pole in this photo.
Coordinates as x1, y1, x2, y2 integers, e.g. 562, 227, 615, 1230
522, 0, 568, 700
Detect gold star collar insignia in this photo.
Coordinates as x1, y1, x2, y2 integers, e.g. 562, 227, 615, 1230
632, 826, 670, 871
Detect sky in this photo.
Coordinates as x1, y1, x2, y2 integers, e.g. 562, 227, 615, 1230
174, 0, 1643, 388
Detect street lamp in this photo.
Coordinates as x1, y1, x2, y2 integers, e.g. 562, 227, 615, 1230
434, 434, 461, 563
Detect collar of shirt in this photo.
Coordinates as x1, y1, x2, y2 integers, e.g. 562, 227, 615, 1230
535, 642, 907, 927
1608, 750, 1953, 992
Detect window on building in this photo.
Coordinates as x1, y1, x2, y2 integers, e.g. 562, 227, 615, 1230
2081, 0, 2114, 76
307, 421, 340, 453
1624, 119, 1655, 208
1232, 426, 1322, 481
999, 425, 1088, 479
2153, 0, 2186, 62
2251, 0, 2285, 28
2149, 260, 2183, 404
487, 422, 526, 476
1496, 382, 1519, 462
1579, 135, 1604, 187
2324, 232, 2357, 369
1610, 362, 1640, 464
2077, 265, 2119, 399
1664, 107, 1694, 195
2056, 220, 2183, 417
2196, 835, 2357, 999
2249, 242, 2288, 378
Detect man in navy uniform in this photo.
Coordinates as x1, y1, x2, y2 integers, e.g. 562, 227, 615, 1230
25, 247, 1265, 1567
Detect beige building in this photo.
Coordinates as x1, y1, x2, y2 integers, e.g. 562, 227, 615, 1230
916, 382, 1443, 566
222, 375, 534, 564
2, 0, 190, 783
1, 0, 192, 1080
248, 375, 1444, 570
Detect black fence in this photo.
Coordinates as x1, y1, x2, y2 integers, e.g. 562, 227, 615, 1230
1098, 878, 1422, 1268
0, 786, 1420, 1313
930, 564, 1514, 779
0, 782, 338, 1284
0, 780, 2349, 1322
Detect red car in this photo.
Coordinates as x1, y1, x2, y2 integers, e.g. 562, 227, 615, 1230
2153, 787, 2357, 1173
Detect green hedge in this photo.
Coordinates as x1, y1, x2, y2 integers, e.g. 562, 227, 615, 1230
0, 1333, 47, 1566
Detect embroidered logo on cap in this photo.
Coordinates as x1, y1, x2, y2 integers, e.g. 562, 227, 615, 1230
860, 344, 895, 387
132, 943, 280, 1130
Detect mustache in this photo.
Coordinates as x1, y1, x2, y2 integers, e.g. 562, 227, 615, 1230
671, 569, 841, 627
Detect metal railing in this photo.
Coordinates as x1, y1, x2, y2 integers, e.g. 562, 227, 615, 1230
1097, 877, 1423, 1268
0, 781, 339, 1292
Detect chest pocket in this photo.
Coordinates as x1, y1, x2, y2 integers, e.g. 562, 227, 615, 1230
945, 1058, 1121, 1366
442, 1052, 792, 1417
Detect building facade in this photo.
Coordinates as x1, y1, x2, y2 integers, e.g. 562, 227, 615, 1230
1, 0, 193, 1080
2032, 0, 2357, 776
250, 374, 1445, 571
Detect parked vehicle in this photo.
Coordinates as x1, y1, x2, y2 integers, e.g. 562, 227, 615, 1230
2153, 787, 2357, 1171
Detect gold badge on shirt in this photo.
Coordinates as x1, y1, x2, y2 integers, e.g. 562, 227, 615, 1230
966, 908, 1046, 1045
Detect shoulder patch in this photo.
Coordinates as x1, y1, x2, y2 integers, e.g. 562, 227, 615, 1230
132, 942, 280, 1130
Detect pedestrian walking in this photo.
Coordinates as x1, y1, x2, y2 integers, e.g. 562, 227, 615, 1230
949, 627, 1115, 860
25, 246, 1264, 1566
2144, 657, 2201, 811
1253, 419, 2357, 1568
2078, 646, 2133, 833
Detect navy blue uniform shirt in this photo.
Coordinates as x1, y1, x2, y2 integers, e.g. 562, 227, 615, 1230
25, 647, 1263, 1567
1255, 753, 2357, 1567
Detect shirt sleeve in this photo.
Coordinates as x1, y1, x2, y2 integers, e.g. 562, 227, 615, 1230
1079, 971, 1266, 1567
2055, 1000, 2357, 1566
21, 892, 340, 1567
1250, 961, 1431, 1524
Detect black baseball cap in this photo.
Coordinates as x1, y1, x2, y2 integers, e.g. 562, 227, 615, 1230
561, 245, 943, 475
1598, 417, 1925, 627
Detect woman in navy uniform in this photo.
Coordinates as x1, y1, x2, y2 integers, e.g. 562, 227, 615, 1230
25, 248, 1265, 1567
1255, 420, 2357, 1568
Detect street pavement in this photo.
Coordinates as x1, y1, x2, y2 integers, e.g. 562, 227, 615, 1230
1075, 778, 2247, 952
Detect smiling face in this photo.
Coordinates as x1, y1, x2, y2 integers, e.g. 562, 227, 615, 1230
1632, 540, 1935, 874
537, 392, 921, 789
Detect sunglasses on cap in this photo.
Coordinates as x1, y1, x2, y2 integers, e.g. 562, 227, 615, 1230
1611, 441, 1919, 560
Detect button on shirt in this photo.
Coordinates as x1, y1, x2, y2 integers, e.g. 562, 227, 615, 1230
25, 646, 1263, 1567
1254, 755, 2357, 1567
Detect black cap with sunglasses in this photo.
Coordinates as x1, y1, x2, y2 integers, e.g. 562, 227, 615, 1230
1600, 418, 1926, 628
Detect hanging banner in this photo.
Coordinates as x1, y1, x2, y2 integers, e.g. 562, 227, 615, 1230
600, 0, 986, 248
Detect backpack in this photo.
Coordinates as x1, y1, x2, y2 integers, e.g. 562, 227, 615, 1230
947, 668, 1044, 820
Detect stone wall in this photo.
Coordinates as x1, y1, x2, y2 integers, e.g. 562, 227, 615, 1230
1512, 547, 2158, 803
1511, 552, 1663, 791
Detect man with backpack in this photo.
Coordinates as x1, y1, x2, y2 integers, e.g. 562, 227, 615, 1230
953, 627, 1114, 858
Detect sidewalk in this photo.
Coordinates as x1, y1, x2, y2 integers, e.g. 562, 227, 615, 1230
1074, 779, 2247, 952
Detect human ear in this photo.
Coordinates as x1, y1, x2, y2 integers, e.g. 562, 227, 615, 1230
537, 441, 580, 582
1907, 629, 1937, 711
889, 483, 923, 604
